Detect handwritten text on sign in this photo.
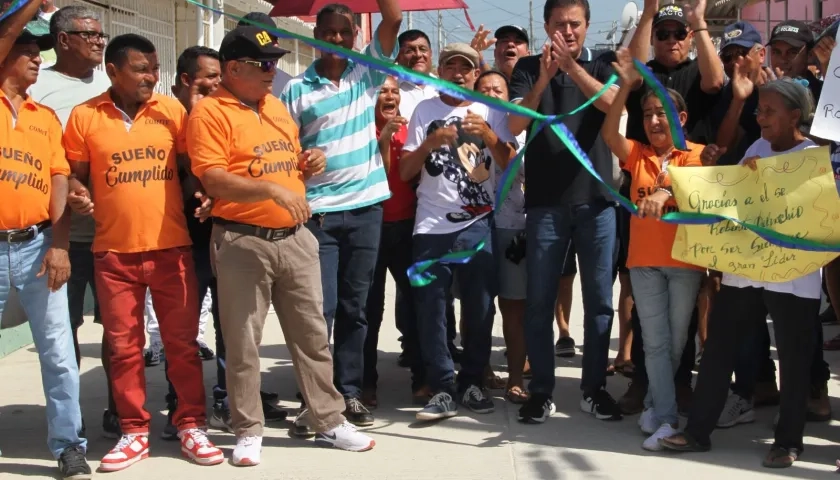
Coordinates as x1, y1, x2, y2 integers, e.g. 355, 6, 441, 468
669, 147, 840, 282
810, 26, 840, 142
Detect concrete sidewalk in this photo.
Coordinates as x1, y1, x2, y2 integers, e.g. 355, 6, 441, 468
1, 277, 840, 479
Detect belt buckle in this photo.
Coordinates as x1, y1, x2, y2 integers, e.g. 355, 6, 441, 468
7, 228, 31, 243
269, 229, 286, 241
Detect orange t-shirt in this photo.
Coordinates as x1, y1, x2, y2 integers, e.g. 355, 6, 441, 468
0, 92, 69, 230
623, 140, 704, 270
62, 91, 191, 253
187, 86, 305, 229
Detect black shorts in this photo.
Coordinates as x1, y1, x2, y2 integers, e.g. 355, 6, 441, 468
560, 239, 577, 277
67, 241, 101, 328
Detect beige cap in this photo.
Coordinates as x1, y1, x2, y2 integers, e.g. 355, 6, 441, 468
439, 42, 480, 67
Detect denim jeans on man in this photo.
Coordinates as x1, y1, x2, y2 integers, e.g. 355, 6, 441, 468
630, 267, 704, 426
525, 201, 616, 396
0, 229, 86, 458
412, 217, 497, 392
305, 204, 383, 400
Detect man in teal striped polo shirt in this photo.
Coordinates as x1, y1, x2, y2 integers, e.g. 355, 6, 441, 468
281, 0, 401, 427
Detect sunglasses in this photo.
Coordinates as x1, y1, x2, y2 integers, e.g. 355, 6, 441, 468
655, 29, 688, 42
239, 59, 277, 72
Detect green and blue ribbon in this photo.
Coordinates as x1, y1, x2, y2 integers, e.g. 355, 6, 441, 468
0, 0, 28, 22
191, 1, 840, 287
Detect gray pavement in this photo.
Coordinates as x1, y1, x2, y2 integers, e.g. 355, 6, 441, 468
1, 276, 840, 479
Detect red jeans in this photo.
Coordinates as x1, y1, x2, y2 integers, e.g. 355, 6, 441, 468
95, 246, 205, 434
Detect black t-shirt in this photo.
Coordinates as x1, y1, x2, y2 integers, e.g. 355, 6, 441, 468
509, 49, 617, 207
626, 59, 720, 145
178, 165, 212, 248
711, 85, 761, 166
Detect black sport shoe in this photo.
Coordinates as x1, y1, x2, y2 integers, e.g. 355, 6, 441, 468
197, 343, 215, 361
292, 405, 315, 438
261, 390, 280, 402
209, 401, 233, 432
555, 337, 576, 357
416, 392, 458, 421
518, 393, 555, 424
581, 389, 622, 421
263, 400, 289, 422
58, 445, 91, 480
161, 399, 178, 440
101, 409, 121, 439
459, 385, 494, 414
344, 398, 374, 426
144, 347, 162, 367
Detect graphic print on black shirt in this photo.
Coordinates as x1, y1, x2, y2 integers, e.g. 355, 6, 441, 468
424, 116, 493, 223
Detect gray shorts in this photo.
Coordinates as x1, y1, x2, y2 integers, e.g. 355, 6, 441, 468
494, 227, 527, 300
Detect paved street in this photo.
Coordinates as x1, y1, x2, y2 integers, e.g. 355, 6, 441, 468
1, 277, 840, 479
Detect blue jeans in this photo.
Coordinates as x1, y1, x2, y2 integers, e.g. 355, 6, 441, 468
412, 217, 497, 392
525, 202, 616, 396
629, 266, 704, 426
0, 229, 86, 458
305, 204, 383, 400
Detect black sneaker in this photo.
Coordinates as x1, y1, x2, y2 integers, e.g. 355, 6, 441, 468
209, 401, 233, 432
144, 347, 162, 367
344, 398, 374, 426
291, 405, 314, 438
161, 400, 178, 440
58, 445, 91, 480
459, 385, 495, 414
197, 343, 215, 361
263, 400, 289, 422
260, 390, 279, 402
555, 337, 576, 357
518, 393, 555, 424
101, 409, 121, 439
581, 389, 622, 421
416, 392, 458, 421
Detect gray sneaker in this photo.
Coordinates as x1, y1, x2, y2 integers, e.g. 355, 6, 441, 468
717, 393, 755, 428
291, 406, 314, 438
208, 402, 232, 433
416, 392, 458, 421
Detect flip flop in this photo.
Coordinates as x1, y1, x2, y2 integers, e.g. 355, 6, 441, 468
824, 333, 840, 351
505, 386, 530, 404
659, 432, 711, 452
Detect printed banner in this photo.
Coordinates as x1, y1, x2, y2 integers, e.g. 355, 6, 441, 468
670, 146, 840, 281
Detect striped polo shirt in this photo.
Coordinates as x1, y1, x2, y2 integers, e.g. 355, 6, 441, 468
281, 33, 396, 213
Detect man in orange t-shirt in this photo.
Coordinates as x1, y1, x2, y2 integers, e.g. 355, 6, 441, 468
0, 4, 91, 477
187, 25, 376, 466
63, 33, 223, 471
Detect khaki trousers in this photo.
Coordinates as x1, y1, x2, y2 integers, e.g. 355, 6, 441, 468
212, 224, 345, 437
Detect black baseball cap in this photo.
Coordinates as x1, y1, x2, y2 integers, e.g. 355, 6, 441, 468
17, 17, 54, 51
219, 26, 289, 62
239, 12, 274, 29
653, 4, 688, 28
768, 20, 814, 48
494, 25, 529, 44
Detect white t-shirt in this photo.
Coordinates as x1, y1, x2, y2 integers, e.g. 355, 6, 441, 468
399, 80, 437, 120
494, 131, 527, 230
404, 97, 517, 235
721, 137, 822, 299
28, 67, 110, 127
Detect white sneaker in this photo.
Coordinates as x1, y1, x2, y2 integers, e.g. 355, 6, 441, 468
638, 408, 658, 435
314, 421, 375, 452
231, 436, 261, 467
717, 393, 754, 428
642, 423, 679, 451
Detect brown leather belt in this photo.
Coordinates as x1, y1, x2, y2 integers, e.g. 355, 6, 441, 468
0, 220, 51, 243
215, 219, 300, 241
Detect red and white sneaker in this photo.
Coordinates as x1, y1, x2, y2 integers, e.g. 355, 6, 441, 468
180, 428, 224, 466
99, 434, 149, 472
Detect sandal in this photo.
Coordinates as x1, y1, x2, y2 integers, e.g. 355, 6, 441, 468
824, 333, 840, 350
762, 446, 800, 468
505, 385, 530, 404
484, 372, 507, 390
658, 432, 711, 452
613, 361, 635, 378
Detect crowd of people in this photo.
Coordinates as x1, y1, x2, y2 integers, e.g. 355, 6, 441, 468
2, 0, 840, 478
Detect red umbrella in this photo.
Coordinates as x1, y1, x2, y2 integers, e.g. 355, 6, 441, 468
268, 0, 469, 16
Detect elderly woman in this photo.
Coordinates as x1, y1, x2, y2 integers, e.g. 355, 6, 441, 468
660, 79, 819, 469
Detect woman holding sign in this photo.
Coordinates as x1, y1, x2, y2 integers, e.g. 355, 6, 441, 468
601, 49, 705, 451
661, 79, 820, 469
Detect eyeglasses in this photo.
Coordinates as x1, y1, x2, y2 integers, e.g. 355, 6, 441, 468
65, 31, 110, 43
654, 29, 688, 42
239, 59, 277, 72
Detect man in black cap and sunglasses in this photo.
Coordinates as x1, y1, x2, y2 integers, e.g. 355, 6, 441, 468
237, 11, 295, 100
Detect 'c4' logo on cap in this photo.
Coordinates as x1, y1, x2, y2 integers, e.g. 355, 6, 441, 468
256, 31, 271, 46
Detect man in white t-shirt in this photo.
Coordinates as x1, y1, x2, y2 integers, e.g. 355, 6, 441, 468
27, 3, 116, 437
400, 43, 518, 422
396, 29, 438, 118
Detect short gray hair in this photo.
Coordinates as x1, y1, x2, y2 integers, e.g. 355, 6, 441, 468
758, 78, 815, 127
50, 6, 101, 37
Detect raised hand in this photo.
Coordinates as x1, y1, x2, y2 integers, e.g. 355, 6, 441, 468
612, 48, 642, 87
683, 0, 707, 30
731, 60, 755, 101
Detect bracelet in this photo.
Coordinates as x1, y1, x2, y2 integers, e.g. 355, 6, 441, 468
693, 28, 708, 33
656, 187, 673, 198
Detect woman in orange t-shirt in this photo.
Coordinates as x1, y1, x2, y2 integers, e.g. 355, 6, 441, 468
601, 49, 705, 451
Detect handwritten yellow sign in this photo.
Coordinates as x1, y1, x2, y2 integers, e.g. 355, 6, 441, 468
668, 146, 840, 282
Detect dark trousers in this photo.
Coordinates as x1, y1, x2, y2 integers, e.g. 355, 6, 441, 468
363, 218, 422, 389
305, 204, 383, 400
685, 285, 818, 450
630, 305, 697, 387
165, 246, 223, 404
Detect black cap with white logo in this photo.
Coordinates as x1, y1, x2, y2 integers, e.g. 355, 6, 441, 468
768, 20, 815, 48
